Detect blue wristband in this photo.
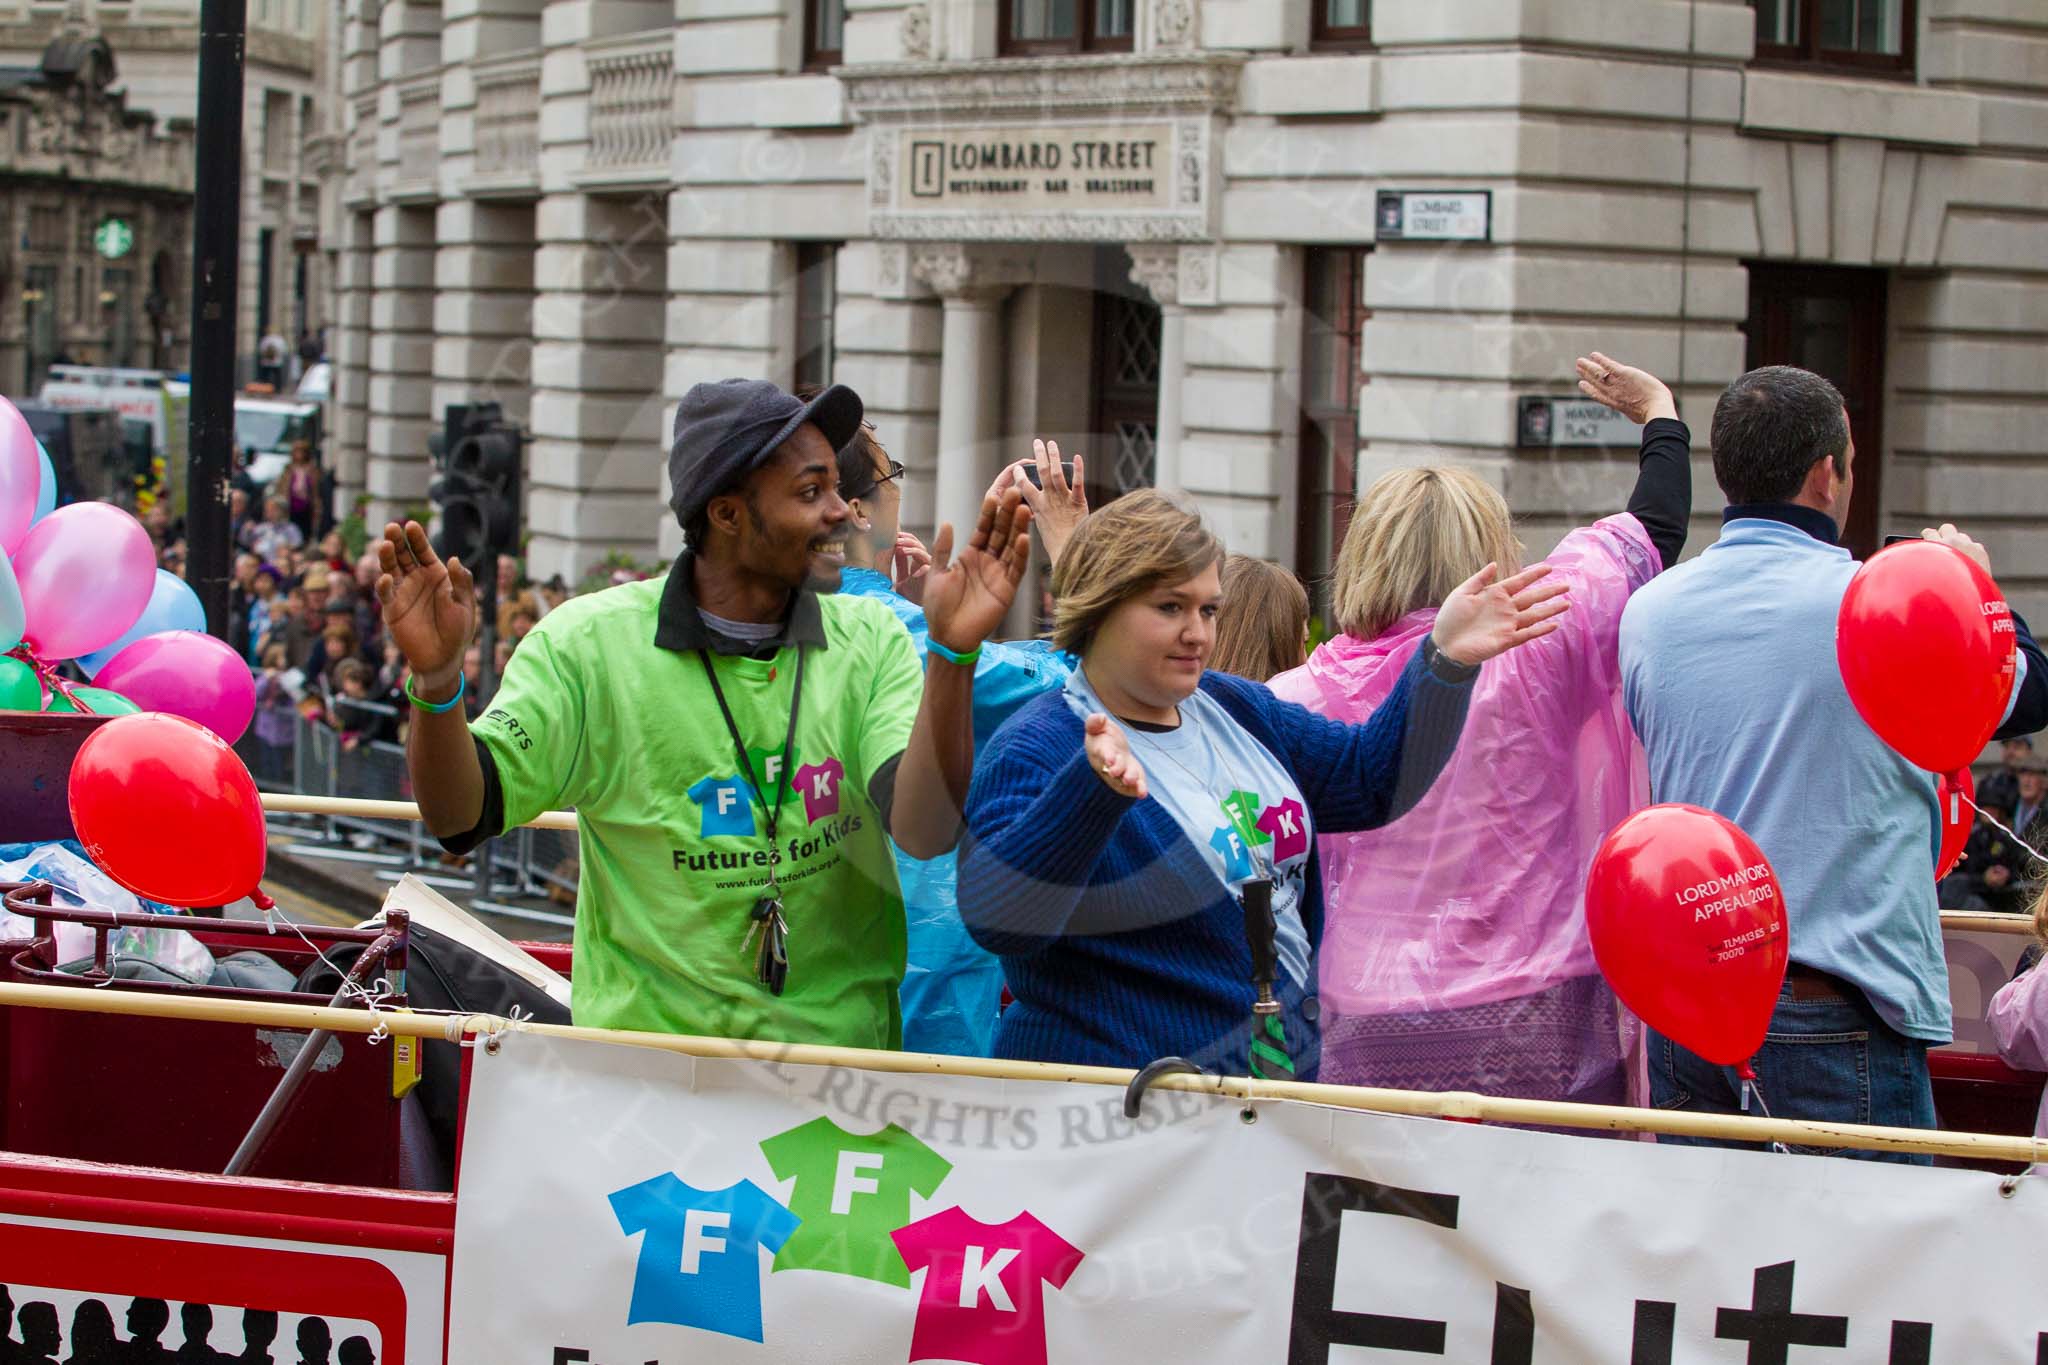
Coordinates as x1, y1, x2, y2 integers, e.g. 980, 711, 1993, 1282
406, 671, 467, 714
926, 637, 982, 668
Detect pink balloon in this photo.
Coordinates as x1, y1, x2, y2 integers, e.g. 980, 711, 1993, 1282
94, 629, 257, 745
14, 502, 156, 660
0, 397, 37, 556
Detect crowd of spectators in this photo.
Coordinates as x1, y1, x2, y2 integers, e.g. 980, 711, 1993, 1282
1941, 735, 2048, 913
140, 473, 579, 788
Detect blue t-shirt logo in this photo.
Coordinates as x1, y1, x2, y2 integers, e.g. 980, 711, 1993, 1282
608, 1173, 801, 1343
688, 774, 758, 839
1209, 824, 1255, 881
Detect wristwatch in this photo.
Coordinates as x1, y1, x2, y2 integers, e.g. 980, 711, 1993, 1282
1422, 636, 1481, 683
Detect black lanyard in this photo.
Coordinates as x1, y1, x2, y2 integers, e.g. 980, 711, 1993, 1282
698, 646, 807, 880
699, 646, 806, 996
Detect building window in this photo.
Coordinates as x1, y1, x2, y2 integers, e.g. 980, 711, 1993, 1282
24, 265, 56, 393
793, 241, 840, 392
1090, 248, 1162, 502
26, 205, 62, 252
1312, 0, 1372, 50
1752, 0, 1914, 74
1297, 247, 1366, 613
1746, 263, 1889, 559
803, 0, 844, 71
1000, 0, 1134, 56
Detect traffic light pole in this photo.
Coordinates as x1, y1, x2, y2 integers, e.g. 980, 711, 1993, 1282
186, 0, 247, 640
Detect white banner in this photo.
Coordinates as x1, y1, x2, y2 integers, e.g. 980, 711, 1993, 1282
450, 1035, 2048, 1364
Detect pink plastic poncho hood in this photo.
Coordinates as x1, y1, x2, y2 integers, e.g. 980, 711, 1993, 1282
1268, 514, 1659, 1021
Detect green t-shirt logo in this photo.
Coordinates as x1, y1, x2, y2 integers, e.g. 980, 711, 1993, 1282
1221, 788, 1269, 846
759, 1115, 952, 1286
746, 742, 799, 808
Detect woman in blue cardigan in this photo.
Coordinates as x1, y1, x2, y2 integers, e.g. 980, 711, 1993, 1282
958, 491, 1569, 1076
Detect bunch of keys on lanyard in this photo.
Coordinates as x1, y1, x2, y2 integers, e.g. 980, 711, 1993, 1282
700, 648, 806, 997
745, 886, 790, 995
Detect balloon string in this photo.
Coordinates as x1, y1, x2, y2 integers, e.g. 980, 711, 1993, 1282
1735, 1062, 1792, 1154
7, 644, 83, 711
1960, 791, 2048, 867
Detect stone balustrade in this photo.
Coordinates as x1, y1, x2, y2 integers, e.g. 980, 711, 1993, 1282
585, 33, 673, 171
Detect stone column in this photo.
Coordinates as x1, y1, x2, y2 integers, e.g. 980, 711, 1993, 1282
1126, 244, 1187, 495
364, 204, 437, 527
441, 0, 545, 65
525, 191, 669, 584
330, 209, 376, 517
430, 200, 537, 426
912, 243, 1021, 541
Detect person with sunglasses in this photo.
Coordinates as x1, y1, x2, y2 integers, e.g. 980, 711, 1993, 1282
829, 426, 1086, 1056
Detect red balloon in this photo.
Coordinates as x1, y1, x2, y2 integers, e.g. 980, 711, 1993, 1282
1585, 804, 1789, 1066
1935, 767, 1974, 881
1838, 541, 2016, 774
68, 712, 270, 910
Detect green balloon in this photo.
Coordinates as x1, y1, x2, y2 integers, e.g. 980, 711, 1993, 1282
0, 657, 39, 711
75, 687, 139, 716
42, 686, 137, 716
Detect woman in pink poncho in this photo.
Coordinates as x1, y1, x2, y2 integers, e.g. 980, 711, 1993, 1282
1986, 888, 2048, 1139
1268, 354, 1690, 1105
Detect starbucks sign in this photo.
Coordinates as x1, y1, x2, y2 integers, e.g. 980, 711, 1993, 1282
93, 217, 134, 260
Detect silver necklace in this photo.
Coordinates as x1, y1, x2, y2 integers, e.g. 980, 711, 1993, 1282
1127, 709, 1282, 885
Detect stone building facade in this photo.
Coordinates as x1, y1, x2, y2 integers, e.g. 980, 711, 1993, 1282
0, 29, 193, 391
330, 0, 2048, 624
0, 0, 332, 387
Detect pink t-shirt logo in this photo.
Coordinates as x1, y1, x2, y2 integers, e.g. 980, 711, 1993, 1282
1256, 797, 1309, 863
890, 1207, 1084, 1365
795, 757, 846, 823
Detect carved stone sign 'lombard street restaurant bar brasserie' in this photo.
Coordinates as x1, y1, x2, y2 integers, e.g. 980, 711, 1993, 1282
842, 54, 1242, 243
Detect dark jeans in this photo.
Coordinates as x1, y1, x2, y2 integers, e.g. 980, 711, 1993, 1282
1649, 976, 1937, 1166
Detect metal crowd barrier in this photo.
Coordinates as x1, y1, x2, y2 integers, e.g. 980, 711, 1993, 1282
240, 702, 578, 927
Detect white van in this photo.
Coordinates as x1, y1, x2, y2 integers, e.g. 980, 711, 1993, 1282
37, 365, 174, 452
235, 395, 324, 489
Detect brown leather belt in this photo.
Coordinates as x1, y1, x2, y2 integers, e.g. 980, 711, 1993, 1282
1784, 963, 1853, 1002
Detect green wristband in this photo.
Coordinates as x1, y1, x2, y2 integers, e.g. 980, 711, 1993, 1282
406, 671, 467, 714
926, 637, 982, 668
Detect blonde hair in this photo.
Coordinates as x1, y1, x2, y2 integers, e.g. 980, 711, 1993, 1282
1051, 490, 1223, 655
2033, 881, 2048, 947
1330, 466, 1520, 640
1211, 555, 1309, 683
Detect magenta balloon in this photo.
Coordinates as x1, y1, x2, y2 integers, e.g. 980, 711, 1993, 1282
92, 629, 257, 745
0, 397, 37, 555
13, 503, 157, 660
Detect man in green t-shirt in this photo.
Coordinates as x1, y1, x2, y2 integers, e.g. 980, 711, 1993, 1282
373, 379, 1032, 1049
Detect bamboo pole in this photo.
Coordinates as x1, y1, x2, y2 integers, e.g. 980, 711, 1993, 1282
0, 981, 2038, 1165
260, 792, 578, 832
1942, 911, 2040, 936
248, 792, 2048, 943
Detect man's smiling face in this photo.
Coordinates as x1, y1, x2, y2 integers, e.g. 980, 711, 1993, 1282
726, 423, 853, 591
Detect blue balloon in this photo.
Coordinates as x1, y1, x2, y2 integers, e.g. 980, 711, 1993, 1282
0, 545, 21, 653
75, 568, 204, 677
30, 440, 53, 524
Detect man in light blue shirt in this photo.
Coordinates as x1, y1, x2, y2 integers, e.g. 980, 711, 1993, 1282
1620, 365, 2047, 1163
829, 425, 1080, 1056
